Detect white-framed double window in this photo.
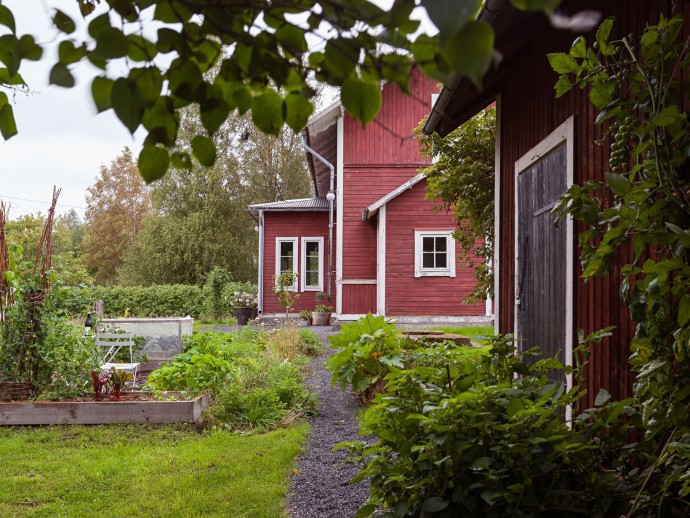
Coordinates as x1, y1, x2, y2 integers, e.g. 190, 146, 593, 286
275, 237, 298, 290
414, 230, 456, 277
301, 237, 324, 291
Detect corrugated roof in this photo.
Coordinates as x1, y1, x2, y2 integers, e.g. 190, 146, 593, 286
246, 197, 331, 221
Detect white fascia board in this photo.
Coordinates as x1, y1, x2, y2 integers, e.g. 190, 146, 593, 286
364, 173, 425, 220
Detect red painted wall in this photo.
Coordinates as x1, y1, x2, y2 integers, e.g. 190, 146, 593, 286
385, 180, 484, 316
341, 68, 439, 286
261, 211, 335, 314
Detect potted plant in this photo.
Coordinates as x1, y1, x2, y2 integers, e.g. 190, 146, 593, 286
299, 310, 312, 326
230, 291, 258, 325
273, 272, 299, 317
312, 304, 334, 326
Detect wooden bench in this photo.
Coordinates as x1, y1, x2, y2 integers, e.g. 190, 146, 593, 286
95, 332, 140, 380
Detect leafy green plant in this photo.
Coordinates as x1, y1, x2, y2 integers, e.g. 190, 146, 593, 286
273, 272, 299, 316
205, 267, 231, 320
341, 335, 627, 518
550, 15, 690, 513
326, 313, 404, 403
145, 349, 236, 393
108, 368, 134, 400
314, 304, 334, 313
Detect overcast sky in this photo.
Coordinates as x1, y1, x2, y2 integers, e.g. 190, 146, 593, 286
0, 1, 433, 221
1, 0, 147, 220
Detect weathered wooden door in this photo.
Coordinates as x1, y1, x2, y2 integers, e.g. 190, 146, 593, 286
515, 139, 569, 383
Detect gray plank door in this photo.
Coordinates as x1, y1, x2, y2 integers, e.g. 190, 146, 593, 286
516, 143, 568, 383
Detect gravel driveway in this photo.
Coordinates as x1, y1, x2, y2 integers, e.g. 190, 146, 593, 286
286, 327, 371, 518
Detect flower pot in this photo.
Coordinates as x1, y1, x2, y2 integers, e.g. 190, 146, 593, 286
312, 312, 331, 326
234, 307, 256, 325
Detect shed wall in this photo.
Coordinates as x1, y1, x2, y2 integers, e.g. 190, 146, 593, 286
496, 0, 673, 407
261, 211, 335, 314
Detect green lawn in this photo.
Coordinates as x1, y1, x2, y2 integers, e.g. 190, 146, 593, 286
430, 326, 494, 339
0, 423, 308, 517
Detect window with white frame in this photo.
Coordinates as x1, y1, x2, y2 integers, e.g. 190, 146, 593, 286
301, 237, 324, 291
275, 237, 298, 290
414, 230, 456, 277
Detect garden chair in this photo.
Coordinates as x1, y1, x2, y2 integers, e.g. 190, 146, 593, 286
95, 332, 140, 382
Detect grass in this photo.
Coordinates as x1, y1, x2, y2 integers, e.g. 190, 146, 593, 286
0, 423, 308, 517
192, 318, 237, 333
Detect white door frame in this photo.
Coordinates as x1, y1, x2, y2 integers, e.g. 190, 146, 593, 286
513, 115, 575, 392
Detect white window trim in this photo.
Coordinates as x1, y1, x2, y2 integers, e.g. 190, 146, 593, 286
275, 237, 298, 291
414, 230, 456, 278
301, 237, 324, 292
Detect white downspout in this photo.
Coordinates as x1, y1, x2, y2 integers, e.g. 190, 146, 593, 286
302, 136, 335, 303
258, 210, 264, 313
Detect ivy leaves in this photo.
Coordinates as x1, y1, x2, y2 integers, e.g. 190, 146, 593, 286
0, 0, 563, 180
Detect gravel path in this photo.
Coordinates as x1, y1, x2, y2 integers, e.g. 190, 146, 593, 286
286, 327, 371, 518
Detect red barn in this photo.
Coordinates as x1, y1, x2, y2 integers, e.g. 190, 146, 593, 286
248, 68, 489, 322
423, 0, 686, 408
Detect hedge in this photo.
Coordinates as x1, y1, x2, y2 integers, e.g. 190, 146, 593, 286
54, 282, 257, 319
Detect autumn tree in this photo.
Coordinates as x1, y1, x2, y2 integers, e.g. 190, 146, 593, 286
81, 147, 150, 284
417, 106, 495, 301
0, 0, 565, 180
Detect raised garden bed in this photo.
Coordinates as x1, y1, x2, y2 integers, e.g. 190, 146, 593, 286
0, 392, 208, 426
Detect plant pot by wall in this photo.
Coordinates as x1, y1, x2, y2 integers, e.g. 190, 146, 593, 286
312, 312, 331, 326
234, 307, 256, 325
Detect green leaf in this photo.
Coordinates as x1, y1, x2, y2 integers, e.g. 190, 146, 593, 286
596, 17, 614, 51
341, 78, 381, 125
111, 77, 142, 133
605, 172, 631, 197
554, 75, 573, 97
652, 105, 679, 127
323, 39, 358, 81
443, 20, 494, 89
53, 9, 75, 34
58, 40, 85, 65
276, 24, 308, 54
480, 489, 509, 505
128, 34, 158, 62
130, 67, 163, 106
171, 151, 192, 170
547, 52, 578, 74
0, 102, 17, 140
191, 135, 217, 167
138, 145, 170, 182
0, 4, 16, 34
421, 0, 479, 44
88, 13, 111, 39
94, 27, 129, 59
91, 76, 114, 112
595, 388, 611, 406
353, 504, 377, 518
251, 90, 284, 134
421, 497, 448, 512
284, 93, 314, 133
679, 295, 690, 327
570, 36, 587, 58
0, 67, 24, 85
49, 62, 75, 87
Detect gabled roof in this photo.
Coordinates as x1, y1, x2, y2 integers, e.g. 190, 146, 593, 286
246, 197, 331, 221
361, 173, 426, 220
304, 101, 342, 197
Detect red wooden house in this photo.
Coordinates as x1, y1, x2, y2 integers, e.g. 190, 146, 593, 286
423, 0, 685, 407
248, 68, 489, 322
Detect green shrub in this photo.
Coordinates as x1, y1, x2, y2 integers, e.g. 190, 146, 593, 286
298, 329, 324, 357
144, 349, 236, 393
182, 329, 260, 359
341, 335, 627, 517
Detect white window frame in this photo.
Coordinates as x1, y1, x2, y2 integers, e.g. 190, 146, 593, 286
275, 237, 298, 291
414, 230, 456, 278
301, 237, 324, 292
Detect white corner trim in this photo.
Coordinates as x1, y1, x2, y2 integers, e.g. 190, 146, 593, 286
275, 237, 298, 291
493, 95, 501, 333
300, 236, 324, 292
414, 230, 456, 278
258, 210, 264, 313
377, 205, 386, 315
336, 115, 344, 315
365, 173, 425, 219
514, 115, 575, 395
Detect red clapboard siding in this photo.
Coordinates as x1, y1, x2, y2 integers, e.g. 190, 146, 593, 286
385, 181, 484, 316
496, 0, 673, 407
340, 69, 439, 281
341, 284, 376, 314
262, 211, 335, 314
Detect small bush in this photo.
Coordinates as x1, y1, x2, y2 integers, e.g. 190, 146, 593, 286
298, 329, 324, 356
144, 349, 236, 393
261, 325, 322, 362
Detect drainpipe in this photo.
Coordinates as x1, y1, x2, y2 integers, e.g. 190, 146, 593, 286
257, 210, 264, 313
302, 136, 335, 302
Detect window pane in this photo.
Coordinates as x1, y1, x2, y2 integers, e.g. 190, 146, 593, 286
306, 241, 319, 256
281, 256, 292, 272
306, 270, 318, 286
281, 242, 293, 258
435, 236, 447, 253
435, 252, 447, 268
280, 241, 294, 273
422, 237, 434, 252
423, 252, 435, 268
